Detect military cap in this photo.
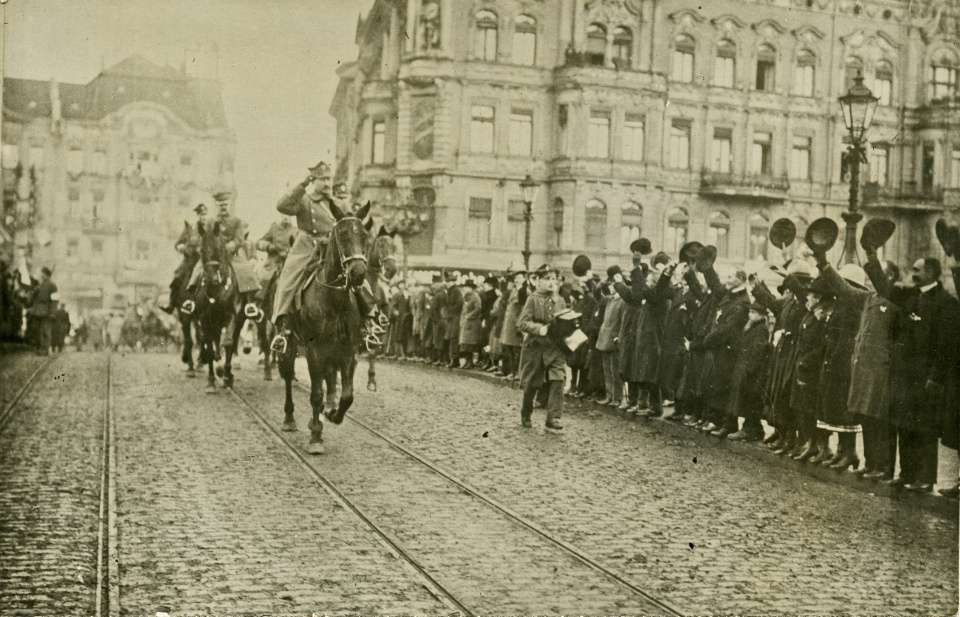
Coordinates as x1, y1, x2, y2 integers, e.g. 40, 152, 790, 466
534, 263, 558, 276
213, 191, 232, 203
308, 161, 332, 178
193, 203, 207, 214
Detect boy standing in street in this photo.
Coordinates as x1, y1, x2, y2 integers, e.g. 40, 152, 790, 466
517, 265, 571, 431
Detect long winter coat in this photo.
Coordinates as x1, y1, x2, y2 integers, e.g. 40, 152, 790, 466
459, 287, 483, 346
615, 271, 671, 384
699, 270, 750, 412
658, 285, 696, 397
727, 319, 771, 418
814, 266, 865, 431
753, 282, 807, 426
790, 312, 827, 415
596, 293, 624, 352
500, 286, 525, 348
445, 285, 463, 344
431, 285, 447, 348
676, 273, 713, 402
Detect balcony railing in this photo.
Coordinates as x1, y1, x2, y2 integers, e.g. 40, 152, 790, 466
862, 182, 946, 209
700, 171, 790, 200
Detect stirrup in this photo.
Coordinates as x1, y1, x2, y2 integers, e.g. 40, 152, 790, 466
377, 312, 390, 328
363, 332, 382, 352
180, 300, 195, 315
244, 303, 260, 319
270, 334, 288, 355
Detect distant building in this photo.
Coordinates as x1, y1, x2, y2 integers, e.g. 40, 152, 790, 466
332, 0, 960, 272
1, 52, 236, 312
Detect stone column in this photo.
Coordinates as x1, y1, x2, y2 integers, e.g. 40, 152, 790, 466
440, 0, 453, 54
405, 0, 417, 54
558, 0, 574, 64
572, 0, 586, 52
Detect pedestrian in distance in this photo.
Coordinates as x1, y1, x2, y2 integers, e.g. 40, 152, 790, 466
28, 267, 57, 356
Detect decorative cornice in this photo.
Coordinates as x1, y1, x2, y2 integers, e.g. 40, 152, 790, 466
710, 14, 748, 31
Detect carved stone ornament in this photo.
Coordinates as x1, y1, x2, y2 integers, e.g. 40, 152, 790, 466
710, 14, 748, 33
792, 25, 826, 43
918, 0, 960, 43
668, 8, 705, 30
585, 0, 642, 25
418, 0, 441, 52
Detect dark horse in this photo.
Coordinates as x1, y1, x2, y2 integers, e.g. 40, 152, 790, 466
278, 202, 370, 455
195, 221, 244, 392
364, 226, 398, 392
256, 270, 279, 381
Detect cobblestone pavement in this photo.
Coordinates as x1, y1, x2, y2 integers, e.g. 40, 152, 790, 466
0, 351, 105, 614
320, 359, 959, 617
112, 353, 446, 616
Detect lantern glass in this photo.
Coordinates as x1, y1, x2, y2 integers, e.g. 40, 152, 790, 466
520, 174, 540, 205
838, 72, 879, 141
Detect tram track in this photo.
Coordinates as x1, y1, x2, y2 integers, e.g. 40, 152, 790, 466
96, 353, 119, 617
0, 355, 54, 432
232, 379, 684, 617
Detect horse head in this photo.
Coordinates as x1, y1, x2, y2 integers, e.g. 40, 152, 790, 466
197, 220, 229, 291
370, 225, 399, 280
327, 201, 370, 289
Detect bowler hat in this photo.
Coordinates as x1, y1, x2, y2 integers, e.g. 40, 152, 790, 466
935, 218, 960, 258
462, 278, 477, 288
769, 218, 797, 249
193, 203, 207, 214
679, 241, 705, 264
606, 264, 622, 280
805, 218, 839, 253
694, 245, 718, 271
630, 238, 653, 255
213, 191, 232, 203
860, 218, 896, 252
572, 254, 592, 277
308, 161, 332, 178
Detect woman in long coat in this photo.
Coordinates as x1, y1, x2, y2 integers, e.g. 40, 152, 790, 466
595, 282, 625, 406
659, 267, 698, 417
613, 266, 644, 409
499, 273, 526, 378
458, 281, 483, 368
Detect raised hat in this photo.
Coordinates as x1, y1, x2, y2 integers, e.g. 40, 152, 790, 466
805, 218, 839, 253
308, 161, 332, 178
679, 241, 705, 264
860, 218, 896, 251
838, 263, 868, 290
694, 245, 718, 271
935, 218, 960, 258
769, 218, 798, 249
629, 238, 653, 255
213, 191, 232, 202
572, 254, 592, 277
193, 203, 207, 214
606, 264, 622, 279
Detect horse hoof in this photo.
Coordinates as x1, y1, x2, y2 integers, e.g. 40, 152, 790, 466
186, 369, 196, 379
306, 441, 325, 455
215, 366, 224, 378
205, 386, 217, 394
263, 373, 273, 382
281, 420, 297, 432
367, 382, 377, 392
307, 419, 318, 431
325, 410, 345, 425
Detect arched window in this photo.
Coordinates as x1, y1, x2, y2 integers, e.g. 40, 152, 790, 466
552, 198, 565, 247
875, 60, 893, 105
756, 44, 776, 90
844, 56, 864, 91
586, 23, 607, 66
794, 49, 816, 97
930, 50, 959, 102
714, 39, 736, 88
474, 10, 498, 61
673, 35, 695, 82
514, 15, 537, 65
664, 207, 689, 254
584, 199, 607, 251
619, 201, 643, 254
708, 211, 731, 258
613, 26, 633, 67
748, 212, 770, 260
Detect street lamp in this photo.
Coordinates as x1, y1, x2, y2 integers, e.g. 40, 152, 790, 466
519, 174, 540, 271
838, 72, 879, 264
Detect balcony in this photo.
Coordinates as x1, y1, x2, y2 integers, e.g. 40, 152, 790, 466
862, 182, 945, 211
699, 171, 790, 201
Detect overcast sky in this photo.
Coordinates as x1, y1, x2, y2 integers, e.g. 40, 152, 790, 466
5, 0, 375, 237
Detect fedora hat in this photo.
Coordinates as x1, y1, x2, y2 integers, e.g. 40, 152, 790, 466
679, 241, 705, 264
769, 218, 797, 249
860, 218, 896, 252
572, 254, 592, 277
694, 245, 718, 271
935, 218, 960, 258
805, 218, 839, 253
629, 238, 652, 256
806, 275, 837, 300
838, 263, 868, 290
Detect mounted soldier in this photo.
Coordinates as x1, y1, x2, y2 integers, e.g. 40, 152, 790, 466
161, 202, 207, 314
270, 161, 377, 354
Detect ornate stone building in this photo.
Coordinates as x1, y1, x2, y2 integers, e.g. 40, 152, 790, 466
1, 52, 236, 312
334, 0, 960, 272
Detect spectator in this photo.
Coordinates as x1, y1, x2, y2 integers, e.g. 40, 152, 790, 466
459, 278, 483, 369
28, 267, 57, 356
726, 302, 772, 441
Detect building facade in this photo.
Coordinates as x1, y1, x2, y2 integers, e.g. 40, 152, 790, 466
1, 52, 236, 313
332, 0, 960, 273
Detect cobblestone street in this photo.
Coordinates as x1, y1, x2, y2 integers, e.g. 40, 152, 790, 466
0, 348, 956, 616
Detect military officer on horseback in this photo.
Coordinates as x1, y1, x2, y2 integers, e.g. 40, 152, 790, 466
270, 161, 378, 354
161, 202, 207, 314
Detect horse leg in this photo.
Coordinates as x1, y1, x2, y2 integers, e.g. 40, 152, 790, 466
332, 356, 357, 425
367, 351, 377, 392
279, 349, 297, 431
205, 341, 217, 393
305, 352, 325, 455
222, 313, 242, 389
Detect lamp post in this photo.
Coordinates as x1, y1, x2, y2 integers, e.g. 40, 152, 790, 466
838, 72, 879, 265
519, 174, 540, 271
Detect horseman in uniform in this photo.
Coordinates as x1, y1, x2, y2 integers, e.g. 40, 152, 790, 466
161, 203, 206, 314
270, 161, 377, 354
182, 191, 261, 315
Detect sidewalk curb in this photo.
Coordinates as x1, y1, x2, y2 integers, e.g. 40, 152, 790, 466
377, 357, 959, 520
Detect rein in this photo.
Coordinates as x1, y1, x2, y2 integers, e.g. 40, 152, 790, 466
318, 217, 367, 291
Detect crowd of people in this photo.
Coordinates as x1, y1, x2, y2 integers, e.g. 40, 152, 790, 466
374, 225, 960, 498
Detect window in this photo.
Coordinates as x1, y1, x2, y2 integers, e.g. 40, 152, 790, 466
506, 199, 526, 245
66, 238, 79, 259
474, 10, 498, 61
623, 115, 644, 161
875, 61, 893, 105
870, 145, 889, 186
951, 149, 960, 188
620, 202, 642, 254
714, 40, 736, 88
712, 128, 733, 173
1, 144, 19, 169
470, 105, 495, 153
467, 197, 492, 245
673, 35, 695, 83
68, 186, 81, 218
664, 207, 689, 254
752, 132, 772, 176
91, 239, 104, 262
749, 213, 769, 260
931, 63, 958, 101
669, 121, 691, 169
585, 199, 607, 251
844, 56, 864, 91
552, 198, 564, 247
708, 211, 731, 258
67, 147, 84, 176
371, 120, 386, 164
135, 239, 150, 261
613, 27, 633, 67
587, 113, 610, 158
794, 50, 816, 96
922, 142, 935, 192
509, 110, 533, 156
514, 15, 537, 65
790, 136, 811, 180
29, 146, 44, 170
137, 192, 153, 222
91, 149, 107, 176
586, 23, 607, 66
755, 44, 776, 91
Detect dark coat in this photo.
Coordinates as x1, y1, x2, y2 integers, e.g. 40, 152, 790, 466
753, 281, 807, 426
431, 286, 447, 348
790, 312, 827, 415
29, 279, 57, 318
676, 272, 713, 401
658, 286, 696, 397
445, 285, 463, 343
459, 287, 483, 346
816, 301, 862, 430
628, 272, 671, 384
595, 293, 624, 352
699, 271, 750, 411
728, 319, 771, 418
517, 290, 568, 388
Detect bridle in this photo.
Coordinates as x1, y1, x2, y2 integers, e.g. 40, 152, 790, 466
368, 236, 397, 283
319, 217, 367, 290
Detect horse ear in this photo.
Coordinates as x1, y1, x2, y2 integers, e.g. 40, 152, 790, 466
328, 200, 345, 221
364, 218, 374, 232
389, 229, 397, 239
357, 201, 371, 221
377, 226, 389, 238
